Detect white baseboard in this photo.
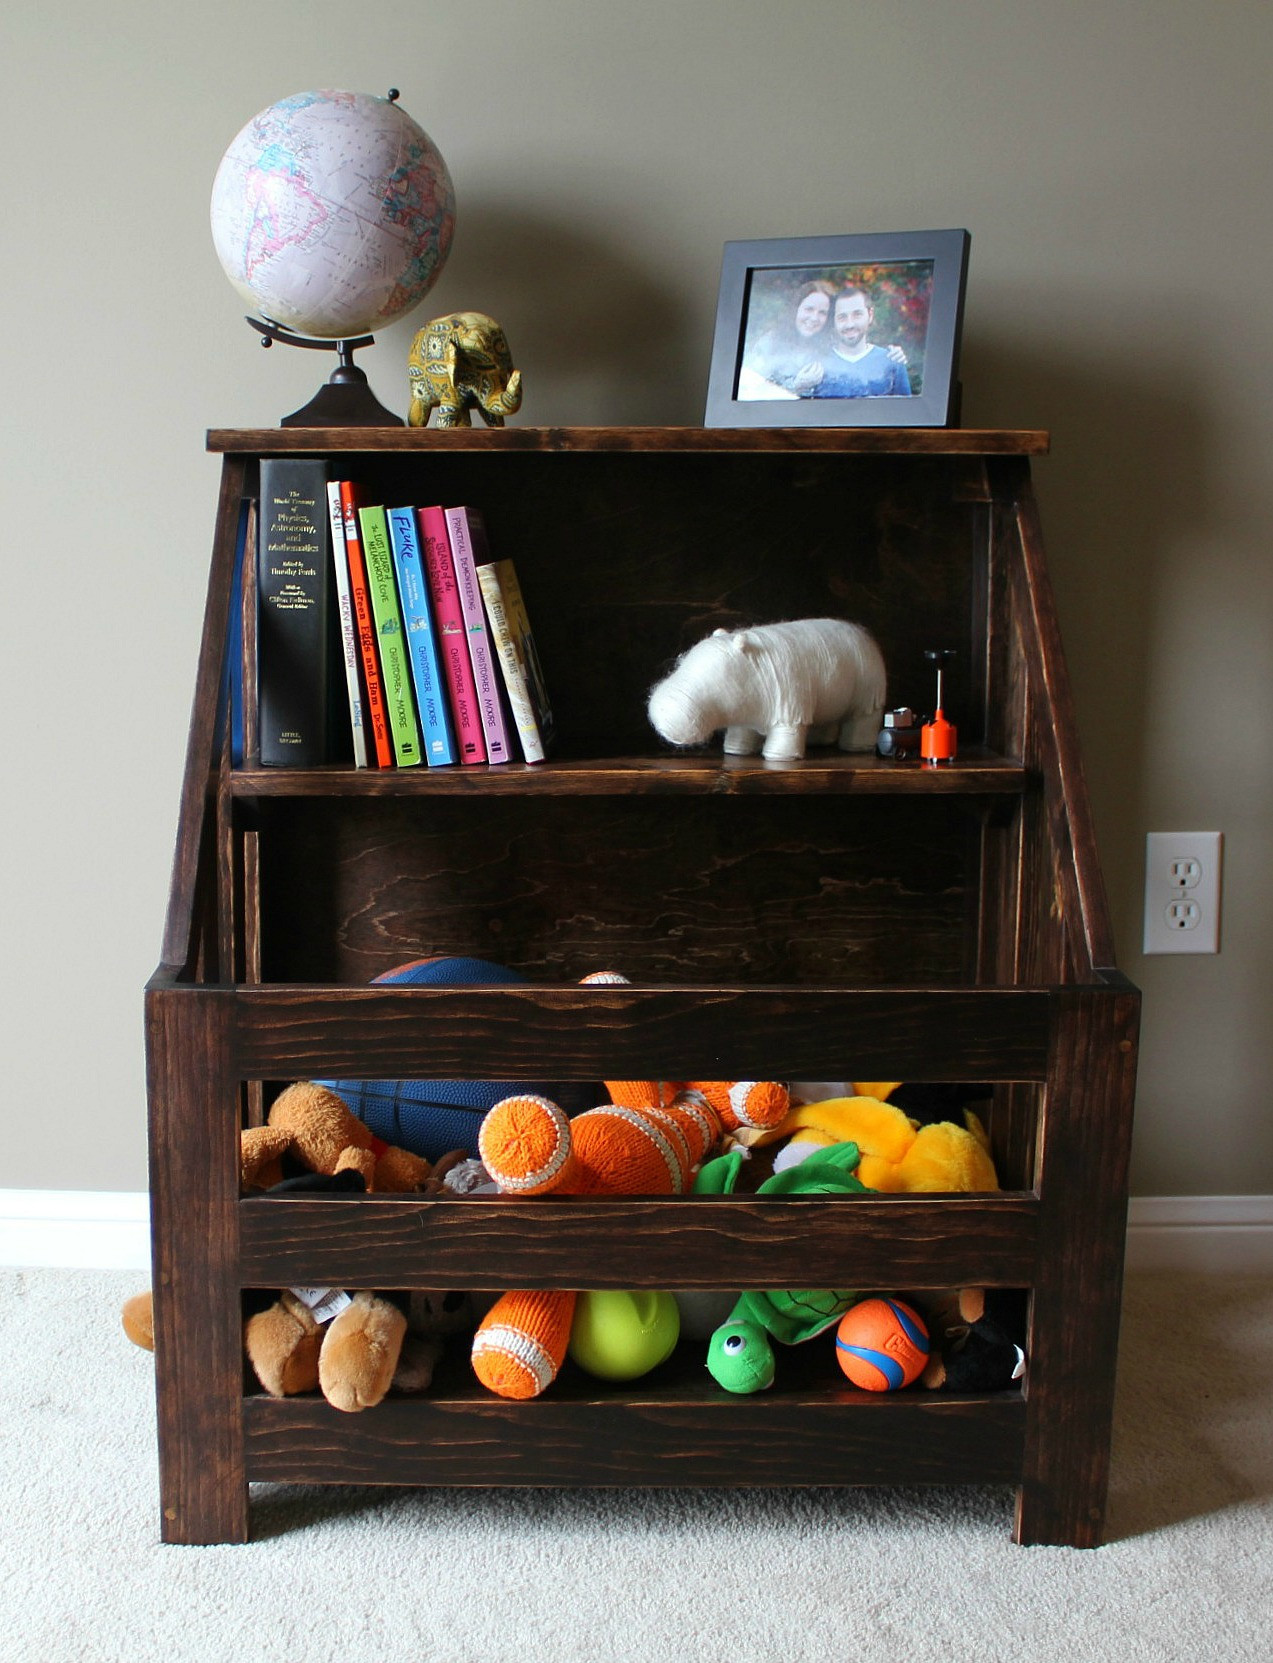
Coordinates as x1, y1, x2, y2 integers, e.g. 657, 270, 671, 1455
1, 1191, 1271, 1275
1125, 1195, 1273, 1275
0, 1190, 150, 1270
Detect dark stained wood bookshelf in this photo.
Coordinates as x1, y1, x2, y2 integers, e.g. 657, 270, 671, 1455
146, 426, 1138, 1547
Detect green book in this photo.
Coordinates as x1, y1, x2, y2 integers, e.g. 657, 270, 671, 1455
357, 505, 423, 767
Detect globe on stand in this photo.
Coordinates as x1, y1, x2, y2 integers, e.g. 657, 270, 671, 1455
210, 88, 455, 426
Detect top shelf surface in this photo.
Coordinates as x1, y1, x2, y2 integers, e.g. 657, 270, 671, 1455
207, 425, 1050, 457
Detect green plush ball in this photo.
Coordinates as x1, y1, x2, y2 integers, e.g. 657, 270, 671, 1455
568, 1291, 680, 1381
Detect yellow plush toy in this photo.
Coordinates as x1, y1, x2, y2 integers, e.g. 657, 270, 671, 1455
753, 1086, 999, 1193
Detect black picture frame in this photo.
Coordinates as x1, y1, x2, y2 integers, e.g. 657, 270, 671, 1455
705, 229, 970, 428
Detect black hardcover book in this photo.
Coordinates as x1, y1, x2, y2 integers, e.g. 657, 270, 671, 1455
257, 458, 337, 766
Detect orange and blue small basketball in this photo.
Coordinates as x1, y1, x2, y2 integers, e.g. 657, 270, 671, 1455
835, 1298, 929, 1391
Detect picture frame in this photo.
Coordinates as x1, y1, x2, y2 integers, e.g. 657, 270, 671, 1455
704, 229, 970, 429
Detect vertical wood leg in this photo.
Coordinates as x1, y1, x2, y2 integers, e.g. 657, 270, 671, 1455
147, 987, 247, 1544
1014, 985, 1139, 1546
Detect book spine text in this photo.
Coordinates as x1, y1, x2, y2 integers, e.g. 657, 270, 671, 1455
339, 482, 393, 767
257, 459, 330, 766
476, 560, 546, 763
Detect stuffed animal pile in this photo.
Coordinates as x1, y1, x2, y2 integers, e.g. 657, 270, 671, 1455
468, 1066, 793, 1399
122, 1081, 475, 1411
122, 969, 1026, 1406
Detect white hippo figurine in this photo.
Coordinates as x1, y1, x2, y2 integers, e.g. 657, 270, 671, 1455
647, 618, 886, 762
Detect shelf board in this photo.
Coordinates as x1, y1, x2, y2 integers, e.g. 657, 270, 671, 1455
208, 424, 1049, 457
243, 1329, 1026, 1487
228, 746, 1028, 799
243, 1384, 1027, 1488
238, 1192, 1042, 1290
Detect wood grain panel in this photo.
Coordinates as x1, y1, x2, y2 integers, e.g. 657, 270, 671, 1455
228, 750, 1028, 799
994, 459, 1115, 974
1014, 987, 1139, 1546
146, 989, 247, 1543
244, 1393, 1027, 1489
224, 984, 1054, 1081
254, 794, 973, 986
238, 1192, 1040, 1290
162, 458, 249, 975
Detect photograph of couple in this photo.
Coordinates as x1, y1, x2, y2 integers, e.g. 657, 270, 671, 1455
738, 260, 934, 402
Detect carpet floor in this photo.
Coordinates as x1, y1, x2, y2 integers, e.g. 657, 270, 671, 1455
3, 1268, 1270, 1662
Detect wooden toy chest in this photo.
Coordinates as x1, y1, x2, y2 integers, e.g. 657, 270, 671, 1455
146, 426, 1138, 1545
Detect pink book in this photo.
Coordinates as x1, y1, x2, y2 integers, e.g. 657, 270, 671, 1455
444, 506, 514, 764
418, 505, 487, 764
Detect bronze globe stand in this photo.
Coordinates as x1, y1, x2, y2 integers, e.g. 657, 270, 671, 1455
247, 317, 404, 427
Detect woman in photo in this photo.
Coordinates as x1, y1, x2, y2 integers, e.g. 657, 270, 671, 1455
740, 278, 837, 398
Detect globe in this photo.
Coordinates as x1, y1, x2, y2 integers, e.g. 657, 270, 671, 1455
210, 89, 455, 340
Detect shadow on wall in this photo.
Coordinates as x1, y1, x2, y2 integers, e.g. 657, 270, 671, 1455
382, 201, 704, 427
965, 327, 1273, 1189
961, 327, 1216, 964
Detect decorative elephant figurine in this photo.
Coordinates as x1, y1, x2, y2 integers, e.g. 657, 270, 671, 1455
407, 311, 523, 429
647, 617, 886, 762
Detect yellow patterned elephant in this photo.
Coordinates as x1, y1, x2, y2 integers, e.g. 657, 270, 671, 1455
407, 311, 523, 428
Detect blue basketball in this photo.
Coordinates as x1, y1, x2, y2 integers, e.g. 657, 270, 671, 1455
317, 956, 599, 1161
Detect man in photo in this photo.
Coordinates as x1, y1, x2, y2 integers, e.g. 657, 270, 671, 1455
815, 285, 913, 398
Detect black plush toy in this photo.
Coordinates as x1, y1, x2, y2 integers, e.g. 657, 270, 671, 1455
917, 1287, 1027, 1391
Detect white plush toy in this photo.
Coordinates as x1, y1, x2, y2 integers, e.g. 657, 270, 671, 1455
647, 618, 886, 762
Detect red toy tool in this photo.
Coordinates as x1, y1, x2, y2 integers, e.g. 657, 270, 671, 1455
921, 649, 957, 765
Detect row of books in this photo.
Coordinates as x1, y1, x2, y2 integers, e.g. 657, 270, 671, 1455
256, 458, 554, 768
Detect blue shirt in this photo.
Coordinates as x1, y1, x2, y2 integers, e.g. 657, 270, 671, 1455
815, 344, 912, 399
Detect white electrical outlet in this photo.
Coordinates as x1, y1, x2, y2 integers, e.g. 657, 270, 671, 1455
1143, 831, 1222, 954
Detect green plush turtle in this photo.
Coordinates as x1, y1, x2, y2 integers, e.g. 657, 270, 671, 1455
695, 1142, 870, 1394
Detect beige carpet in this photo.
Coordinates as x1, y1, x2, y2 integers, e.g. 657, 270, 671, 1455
3, 1269, 1270, 1662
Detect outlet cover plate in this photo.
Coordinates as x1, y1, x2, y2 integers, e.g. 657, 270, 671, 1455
1143, 831, 1222, 954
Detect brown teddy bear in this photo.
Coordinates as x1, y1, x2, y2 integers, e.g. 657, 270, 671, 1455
122, 1082, 474, 1411
237, 1078, 434, 1195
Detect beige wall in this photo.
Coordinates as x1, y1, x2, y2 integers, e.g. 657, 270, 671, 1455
3, 1, 1270, 1195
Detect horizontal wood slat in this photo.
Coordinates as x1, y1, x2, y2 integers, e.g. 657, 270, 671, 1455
238, 1192, 1040, 1289
244, 1393, 1028, 1487
218, 985, 1055, 1080
209, 425, 1050, 457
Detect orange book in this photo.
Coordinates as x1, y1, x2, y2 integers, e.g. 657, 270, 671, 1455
338, 480, 393, 767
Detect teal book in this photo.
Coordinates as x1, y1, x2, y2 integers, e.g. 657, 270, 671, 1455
357, 505, 422, 768
387, 506, 458, 766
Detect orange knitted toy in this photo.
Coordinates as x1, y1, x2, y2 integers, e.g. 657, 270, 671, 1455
469, 970, 794, 1402
578, 971, 792, 1138
606, 1077, 790, 1136
471, 1289, 579, 1401
477, 1092, 719, 1197
470, 1089, 724, 1399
